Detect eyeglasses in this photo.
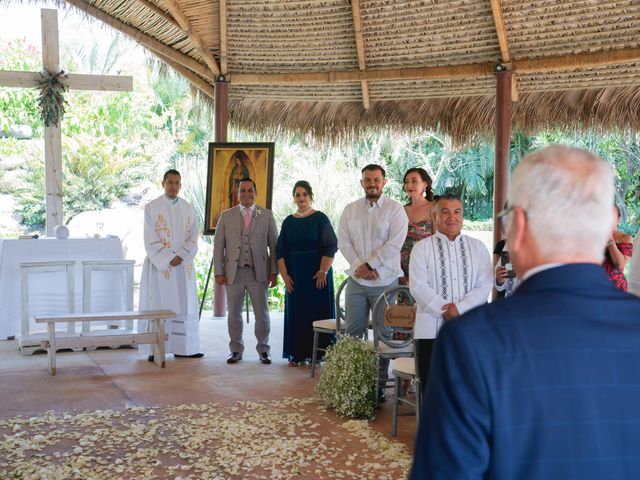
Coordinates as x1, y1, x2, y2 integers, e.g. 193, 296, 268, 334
496, 206, 514, 232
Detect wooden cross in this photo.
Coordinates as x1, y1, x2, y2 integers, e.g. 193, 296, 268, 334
0, 9, 133, 236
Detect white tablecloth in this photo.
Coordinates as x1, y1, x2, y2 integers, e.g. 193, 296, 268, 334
0, 237, 126, 338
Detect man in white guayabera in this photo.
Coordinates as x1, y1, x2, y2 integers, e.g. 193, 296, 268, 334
409, 193, 493, 391
338, 164, 408, 401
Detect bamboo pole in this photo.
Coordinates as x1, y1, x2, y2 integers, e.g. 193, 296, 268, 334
490, 0, 510, 63
514, 47, 640, 73
231, 62, 496, 85
133, 0, 180, 30
490, 0, 518, 102
350, 0, 370, 110
219, 0, 228, 75
64, 0, 216, 83
163, 0, 221, 77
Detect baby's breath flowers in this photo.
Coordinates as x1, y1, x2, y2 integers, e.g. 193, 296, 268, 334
316, 335, 379, 419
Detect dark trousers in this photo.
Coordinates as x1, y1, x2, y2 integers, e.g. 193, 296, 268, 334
415, 338, 435, 396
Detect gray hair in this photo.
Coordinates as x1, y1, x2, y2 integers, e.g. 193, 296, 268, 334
507, 145, 614, 260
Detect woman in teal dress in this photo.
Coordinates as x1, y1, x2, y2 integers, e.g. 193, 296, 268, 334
400, 168, 435, 285
277, 180, 338, 365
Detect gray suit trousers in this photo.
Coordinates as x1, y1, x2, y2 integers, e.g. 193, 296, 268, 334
226, 266, 271, 354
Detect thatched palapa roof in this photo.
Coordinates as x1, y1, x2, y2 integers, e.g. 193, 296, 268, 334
16, 1, 640, 142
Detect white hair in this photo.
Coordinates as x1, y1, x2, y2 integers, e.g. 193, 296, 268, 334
508, 145, 614, 260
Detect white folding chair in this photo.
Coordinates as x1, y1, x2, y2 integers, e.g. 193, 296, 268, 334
371, 285, 416, 401
82, 259, 135, 333
310, 278, 348, 378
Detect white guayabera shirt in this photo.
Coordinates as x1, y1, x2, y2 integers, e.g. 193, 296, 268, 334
409, 231, 493, 339
139, 194, 200, 355
338, 195, 408, 287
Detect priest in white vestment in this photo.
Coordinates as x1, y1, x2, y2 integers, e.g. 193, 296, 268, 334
409, 193, 492, 390
139, 169, 203, 359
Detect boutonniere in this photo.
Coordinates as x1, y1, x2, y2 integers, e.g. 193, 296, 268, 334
252, 209, 263, 219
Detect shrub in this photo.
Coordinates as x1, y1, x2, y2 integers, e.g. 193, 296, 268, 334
14, 135, 154, 231
194, 250, 214, 307
316, 335, 379, 419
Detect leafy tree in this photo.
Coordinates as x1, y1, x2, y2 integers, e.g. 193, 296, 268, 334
15, 135, 153, 231
0, 37, 42, 135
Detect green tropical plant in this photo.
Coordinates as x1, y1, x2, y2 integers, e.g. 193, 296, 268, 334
14, 135, 154, 231
0, 38, 43, 135
267, 276, 286, 311
194, 250, 214, 306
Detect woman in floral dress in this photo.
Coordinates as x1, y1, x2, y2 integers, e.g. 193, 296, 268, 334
400, 168, 435, 285
603, 205, 633, 291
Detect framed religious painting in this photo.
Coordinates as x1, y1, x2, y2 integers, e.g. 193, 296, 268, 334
204, 142, 275, 235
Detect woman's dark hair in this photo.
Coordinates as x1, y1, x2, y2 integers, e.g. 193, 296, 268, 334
292, 180, 313, 201
403, 167, 434, 202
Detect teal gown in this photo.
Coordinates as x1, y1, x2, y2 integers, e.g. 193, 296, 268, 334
276, 211, 337, 362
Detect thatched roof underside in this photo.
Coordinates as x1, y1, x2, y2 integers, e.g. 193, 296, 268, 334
13, 0, 640, 142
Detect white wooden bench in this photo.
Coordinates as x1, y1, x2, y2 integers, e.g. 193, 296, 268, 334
34, 310, 176, 375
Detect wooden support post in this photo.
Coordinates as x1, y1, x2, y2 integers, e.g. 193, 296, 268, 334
213, 76, 228, 317
493, 70, 512, 249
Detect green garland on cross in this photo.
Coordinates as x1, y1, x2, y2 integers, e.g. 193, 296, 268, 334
37, 69, 69, 127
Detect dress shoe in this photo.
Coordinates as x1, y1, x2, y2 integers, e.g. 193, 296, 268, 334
174, 353, 204, 358
377, 389, 387, 403
147, 355, 154, 362
259, 352, 272, 364
227, 352, 242, 364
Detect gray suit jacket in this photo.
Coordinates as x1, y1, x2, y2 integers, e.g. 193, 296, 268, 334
213, 204, 278, 284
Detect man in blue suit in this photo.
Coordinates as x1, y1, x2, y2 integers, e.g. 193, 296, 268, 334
410, 145, 640, 479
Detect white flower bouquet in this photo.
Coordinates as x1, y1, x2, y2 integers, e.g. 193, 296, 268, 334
316, 335, 379, 419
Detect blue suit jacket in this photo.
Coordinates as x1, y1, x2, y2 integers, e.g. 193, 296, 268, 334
410, 264, 640, 480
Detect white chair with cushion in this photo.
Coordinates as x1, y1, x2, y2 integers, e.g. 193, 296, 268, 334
310, 278, 348, 378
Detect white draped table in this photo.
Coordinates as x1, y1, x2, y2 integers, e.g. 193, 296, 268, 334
0, 237, 126, 339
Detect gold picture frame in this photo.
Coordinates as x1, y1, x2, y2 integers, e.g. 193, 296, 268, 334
204, 142, 275, 235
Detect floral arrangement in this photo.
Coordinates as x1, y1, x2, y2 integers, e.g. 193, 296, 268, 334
316, 335, 379, 419
37, 68, 69, 127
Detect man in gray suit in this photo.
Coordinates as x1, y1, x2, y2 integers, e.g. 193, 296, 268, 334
213, 177, 278, 364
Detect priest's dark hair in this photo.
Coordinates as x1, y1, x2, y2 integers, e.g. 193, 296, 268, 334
237, 177, 257, 192
163, 169, 181, 182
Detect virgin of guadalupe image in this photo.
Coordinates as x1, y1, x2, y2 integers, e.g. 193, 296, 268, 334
228, 150, 251, 208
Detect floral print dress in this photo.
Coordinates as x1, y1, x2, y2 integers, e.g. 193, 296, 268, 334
603, 241, 633, 291
400, 220, 433, 285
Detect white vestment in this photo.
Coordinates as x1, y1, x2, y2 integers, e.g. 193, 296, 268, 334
139, 194, 200, 355
409, 231, 493, 339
